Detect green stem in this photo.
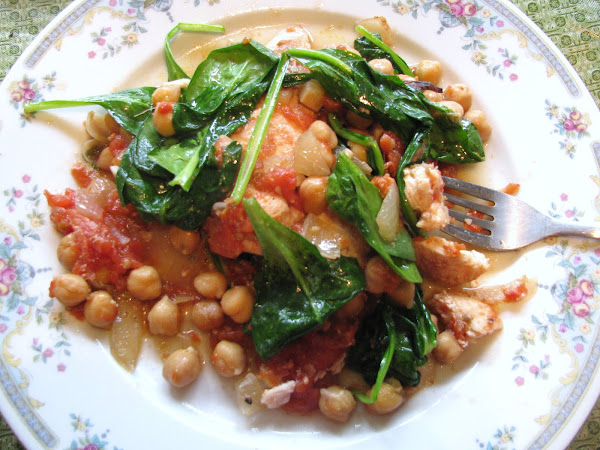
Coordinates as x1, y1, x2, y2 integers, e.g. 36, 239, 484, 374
24, 100, 90, 114
353, 310, 397, 404
355, 25, 414, 76
287, 48, 353, 76
328, 113, 385, 176
165, 23, 225, 81
230, 53, 290, 203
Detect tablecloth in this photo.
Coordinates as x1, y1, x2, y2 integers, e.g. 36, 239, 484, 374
0, 0, 599, 448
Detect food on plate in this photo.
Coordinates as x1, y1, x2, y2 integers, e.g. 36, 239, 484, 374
25, 16, 528, 421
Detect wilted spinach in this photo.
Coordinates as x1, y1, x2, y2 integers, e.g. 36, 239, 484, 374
327, 152, 421, 283
328, 112, 384, 176
353, 25, 413, 76
163, 22, 225, 81
116, 117, 241, 229
23, 87, 156, 135
243, 198, 366, 361
348, 288, 437, 396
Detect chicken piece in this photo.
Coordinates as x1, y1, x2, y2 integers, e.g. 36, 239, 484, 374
462, 276, 530, 305
249, 187, 304, 230
261, 380, 297, 409
413, 236, 489, 286
230, 88, 316, 178
403, 163, 450, 231
266, 26, 312, 73
206, 89, 315, 259
428, 291, 502, 348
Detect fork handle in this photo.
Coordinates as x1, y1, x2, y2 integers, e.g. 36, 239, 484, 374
547, 219, 600, 240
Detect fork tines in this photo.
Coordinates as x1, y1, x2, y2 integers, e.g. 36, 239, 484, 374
442, 176, 498, 232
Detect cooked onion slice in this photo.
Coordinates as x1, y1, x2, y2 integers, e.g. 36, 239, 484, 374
376, 179, 401, 242
110, 293, 144, 372
236, 373, 265, 416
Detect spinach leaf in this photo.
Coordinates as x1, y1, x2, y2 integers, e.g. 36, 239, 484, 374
116, 117, 241, 229
157, 79, 268, 191
154, 41, 279, 191
327, 152, 421, 283
328, 113, 384, 176
23, 87, 155, 134
148, 40, 278, 191
288, 48, 431, 142
183, 40, 278, 105
348, 288, 437, 392
148, 137, 204, 176
243, 198, 366, 361
353, 26, 413, 76
164, 23, 225, 81
287, 47, 485, 165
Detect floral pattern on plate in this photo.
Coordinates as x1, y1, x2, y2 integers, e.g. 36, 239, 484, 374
68, 413, 121, 450
7, 74, 56, 127
544, 100, 592, 159
378, 0, 522, 80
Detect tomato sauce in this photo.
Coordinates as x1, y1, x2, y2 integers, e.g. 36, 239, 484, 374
259, 318, 359, 413
46, 188, 147, 291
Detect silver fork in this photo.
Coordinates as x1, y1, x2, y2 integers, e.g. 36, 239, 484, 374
441, 176, 600, 250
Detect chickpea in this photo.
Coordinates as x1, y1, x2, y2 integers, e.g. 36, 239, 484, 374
464, 109, 492, 142
277, 88, 294, 106
423, 90, 443, 102
193, 271, 228, 299
443, 84, 472, 112
162, 346, 202, 388
148, 295, 180, 337
368, 58, 394, 75
432, 330, 463, 363
152, 102, 175, 137
310, 120, 338, 148
211, 340, 246, 377
151, 83, 181, 106
398, 74, 416, 82
365, 378, 405, 415
319, 385, 356, 422
430, 313, 439, 329
438, 100, 464, 120
299, 176, 328, 215
335, 294, 366, 319
348, 141, 368, 162
84, 290, 118, 328
388, 281, 415, 309
221, 286, 255, 324
337, 368, 369, 393
50, 273, 91, 307
191, 300, 225, 331
57, 233, 79, 270
346, 110, 372, 129
364, 256, 402, 294
357, 16, 393, 45
96, 147, 115, 171
370, 123, 385, 141
168, 226, 200, 256
415, 60, 441, 85
127, 265, 162, 301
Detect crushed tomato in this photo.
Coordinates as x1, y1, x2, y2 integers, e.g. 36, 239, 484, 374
259, 318, 360, 414
45, 187, 147, 291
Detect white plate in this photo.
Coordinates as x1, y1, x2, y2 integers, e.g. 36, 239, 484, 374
1, 0, 599, 448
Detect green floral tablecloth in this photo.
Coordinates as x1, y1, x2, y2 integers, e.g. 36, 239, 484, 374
0, 0, 599, 448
